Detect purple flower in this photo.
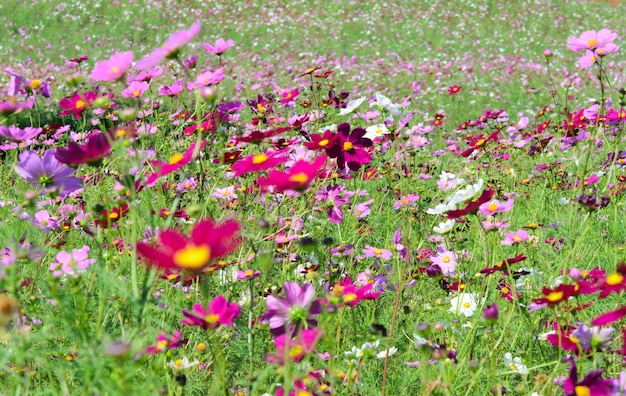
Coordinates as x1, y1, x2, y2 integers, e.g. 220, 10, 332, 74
159, 79, 184, 97
89, 51, 133, 81
571, 323, 615, 351
353, 199, 374, 218
32, 210, 59, 232
14, 150, 82, 196
135, 21, 201, 70
49, 246, 96, 277
216, 101, 245, 114
260, 282, 321, 336
203, 38, 234, 56
563, 358, 614, 396
0, 125, 42, 142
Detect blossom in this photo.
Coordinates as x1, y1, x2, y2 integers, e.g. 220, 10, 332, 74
478, 199, 514, 215
503, 353, 528, 375
325, 122, 373, 171
501, 230, 530, 246
187, 68, 225, 89
562, 359, 613, 396
528, 284, 578, 312
449, 293, 481, 317
257, 155, 327, 192
15, 150, 82, 196
182, 295, 241, 329
338, 96, 366, 115
167, 356, 199, 371
265, 328, 321, 365
135, 21, 201, 70
326, 276, 380, 308
447, 188, 495, 220
59, 91, 98, 119
89, 51, 133, 81
54, 133, 111, 166
364, 124, 390, 141
430, 247, 458, 276
370, 92, 402, 117
362, 245, 392, 260
577, 50, 598, 69
230, 149, 289, 177
433, 219, 456, 234
212, 186, 237, 200
159, 79, 184, 97
447, 85, 462, 95
145, 139, 206, 186
566, 29, 618, 52
49, 246, 96, 277
0, 125, 42, 142
203, 38, 234, 55
260, 282, 321, 336
393, 194, 420, 210
571, 323, 615, 351
146, 329, 187, 355
121, 81, 149, 99
303, 130, 339, 151
136, 218, 241, 272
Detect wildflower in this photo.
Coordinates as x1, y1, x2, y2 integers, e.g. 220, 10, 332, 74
279, 88, 300, 106
376, 347, 398, 359
203, 38, 234, 56
257, 155, 327, 192
364, 124, 390, 141
478, 199, 514, 215
54, 133, 112, 167
326, 276, 380, 308
297, 66, 321, 77
338, 96, 366, 115
121, 81, 149, 99
303, 130, 340, 151
433, 219, 456, 234
326, 122, 373, 171
32, 210, 59, 232
426, 202, 457, 215
212, 186, 237, 200
14, 149, 82, 196
237, 269, 260, 280
136, 218, 241, 272
362, 245, 392, 260
187, 68, 225, 89
265, 328, 322, 365
393, 194, 420, 210
370, 92, 402, 118
89, 51, 133, 81
146, 329, 188, 355
528, 284, 578, 312
482, 304, 499, 322
449, 293, 481, 317
430, 247, 458, 276
168, 356, 199, 371
0, 125, 42, 142
135, 21, 201, 70
577, 50, 598, 69
447, 188, 495, 220
230, 149, 289, 177
182, 295, 240, 330
159, 79, 184, 97
571, 323, 615, 351
59, 91, 98, 119
591, 306, 626, 326
49, 246, 96, 277
562, 358, 613, 396
447, 85, 462, 95
260, 282, 321, 336
567, 29, 618, 52
94, 204, 129, 228
145, 139, 206, 186
501, 230, 530, 246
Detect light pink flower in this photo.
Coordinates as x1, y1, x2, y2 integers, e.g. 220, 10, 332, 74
430, 246, 458, 276
203, 38, 234, 56
90, 51, 133, 81
577, 50, 598, 69
135, 21, 201, 70
212, 186, 237, 200
566, 29, 618, 52
49, 246, 96, 277
362, 245, 392, 260
121, 81, 149, 99
501, 230, 530, 246
477, 199, 514, 215
186, 68, 225, 90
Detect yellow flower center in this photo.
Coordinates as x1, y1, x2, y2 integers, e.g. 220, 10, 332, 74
257, 103, 266, 114
546, 291, 563, 303
29, 79, 42, 89
374, 248, 382, 255
132, 89, 141, 97
501, 287, 509, 294
109, 212, 119, 220
289, 344, 304, 358
252, 154, 267, 164
375, 128, 383, 135
607, 272, 624, 285
157, 340, 168, 350
111, 66, 120, 74
590, 55, 597, 63
343, 293, 357, 303
75, 100, 86, 109
488, 203, 498, 211
169, 153, 184, 165
587, 39, 597, 47
318, 139, 329, 147
205, 314, 220, 324
289, 172, 309, 184
443, 256, 451, 263
475, 138, 486, 147
173, 245, 211, 270
570, 335, 580, 344
513, 236, 522, 242
174, 359, 182, 368
245, 269, 253, 277
116, 129, 127, 137
343, 141, 354, 151
575, 385, 590, 396
463, 301, 471, 308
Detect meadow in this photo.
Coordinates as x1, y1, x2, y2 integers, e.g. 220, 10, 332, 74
1, 0, 626, 395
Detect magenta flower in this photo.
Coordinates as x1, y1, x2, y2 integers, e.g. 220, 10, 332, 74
146, 329, 187, 355
159, 79, 184, 97
362, 245, 392, 260
501, 230, 529, 246
135, 21, 201, 70
145, 139, 206, 186
49, 246, 96, 277
15, 150, 82, 195
230, 149, 289, 177
591, 306, 626, 326
181, 295, 240, 330
0, 125, 42, 142
567, 29, 618, 52
477, 199, 514, 215
393, 194, 420, 210
326, 276, 381, 308
121, 81, 149, 99
265, 328, 321, 365
203, 38, 234, 56
89, 51, 133, 81
260, 282, 321, 336
353, 199, 374, 218
563, 358, 614, 396
326, 122, 373, 171
32, 210, 59, 232
54, 133, 112, 166
187, 68, 225, 90
577, 50, 598, 69
256, 155, 327, 192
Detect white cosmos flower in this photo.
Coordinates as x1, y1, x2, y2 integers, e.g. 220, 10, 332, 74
433, 219, 456, 234
364, 124, 390, 140
376, 347, 397, 359
447, 179, 484, 206
503, 353, 529, 375
371, 92, 402, 118
449, 293, 481, 317
426, 202, 457, 215
168, 356, 199, 371
338, 96, 366, 115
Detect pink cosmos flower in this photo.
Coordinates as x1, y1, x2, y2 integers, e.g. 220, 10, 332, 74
186, 68, 224, 90
477, 199, 514, 215
121, 81, 149, 99
135, 21, 201, 70
566, 29, 618, 52
159, 79, 184, 97
326, 276, 380, 308
0, 125, 42, 142
145, 139, 206, 186
577, 50, 598, 69
146, 329, 187, 355
212, 186, 237, 200
501, 230, 530, 246
430, 246, 458, 276
49, 246, 96, 277
230, 149, 289, 177
362, 245, 392, 260
90, 51, 133, 81
257, 155, 327, 192
181, 295, 240, 330
353, 199, 374, 218
393, 194, 420, 209
203, 38, 234, 56
265, 328, 321, 366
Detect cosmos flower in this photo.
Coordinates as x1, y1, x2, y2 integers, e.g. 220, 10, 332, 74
182, 295, 241, 330
562, 358, 614, 396
362, 245, 392, 260
257, 155, 327, 192
54, 132, 112, 166
449, 293, 481, 317
338, 96, 367, 116
59, 91, 99, 119
145, 139, 206, 186
89, 51, 133, 81
0, 125, 42, 142
121, 81, 149, 99
146, 329, 187, 355
203, 38, 234, 55
501, 230, 530, 246
260, 282, 322, 336
135, 21, 201, 70
49, 246, 96, 278
430, 246, 458, 276
230, 149, 289, 177
136, 218, 241, 272
364, 124, 390, 141
566, 29, 618, 52
14, 149, 82, 196
265, 328, 322, 365
503, 353, 528, 375
325, 122, 373, 171
448, 85, 462, 95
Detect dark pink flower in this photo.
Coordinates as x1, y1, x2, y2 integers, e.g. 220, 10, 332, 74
145, 139, 206, 186
54, 132, 112, 166
182, 295, 240, 330
257, 155, 327, 192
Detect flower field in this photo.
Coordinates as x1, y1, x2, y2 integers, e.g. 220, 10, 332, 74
2, 0, 626, 394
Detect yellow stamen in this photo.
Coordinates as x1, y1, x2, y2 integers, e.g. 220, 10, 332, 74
289, 172, 309, 184
342, 141, 354, 151
29, 79, 42, 90
575, 385, 590, 396
252, 154, 267, 164
173, 245, 211, 270
318, 139, 329, 147
607, 272, 624, 285
169, 153, 184, 165
546, 291, 563, 303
